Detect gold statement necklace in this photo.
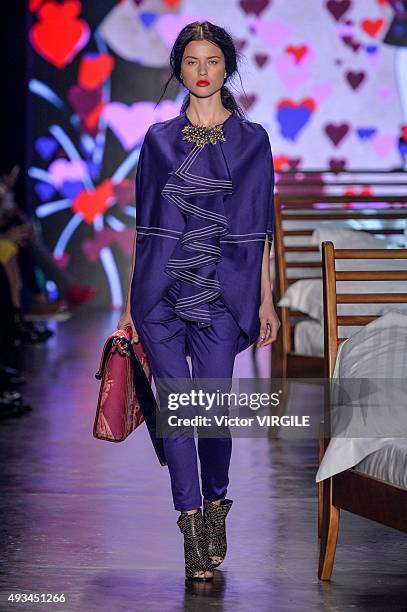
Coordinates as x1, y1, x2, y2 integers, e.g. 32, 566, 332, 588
181, 112, 231, 148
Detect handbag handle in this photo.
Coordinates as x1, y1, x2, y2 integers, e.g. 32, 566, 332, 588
95, 329, 131, 380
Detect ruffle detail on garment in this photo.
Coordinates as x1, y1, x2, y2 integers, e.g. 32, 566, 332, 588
161, 142, 233, 327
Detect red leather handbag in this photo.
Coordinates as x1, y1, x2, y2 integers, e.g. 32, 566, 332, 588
93, 325, 167, 466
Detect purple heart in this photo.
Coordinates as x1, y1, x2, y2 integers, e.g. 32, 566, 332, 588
346, 70, 365, 90
35, 182, 56, 201
102, 103, 152, 150
239, 0, 270, 17
326, 0, 351, 22
357, 128, 377, 141
325, 123, 350, 146
139, 11, 157, 28
68, 85, 102, 119
35, 137, 58, 161
277, 106, 312, 141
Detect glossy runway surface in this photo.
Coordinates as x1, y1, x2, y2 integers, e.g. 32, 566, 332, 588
1, 310, 406, 611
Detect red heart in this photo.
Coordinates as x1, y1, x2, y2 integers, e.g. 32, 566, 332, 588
30, 0, 46, 11
78, 54, 115, 90
361, 18, 384, 38
53, 253, 71, 269
274, 155, 290, 171
30, 0, 90, 69
72, 180, 114, 224
279, 97, 316, 112
344, 187, 373, 196
162, 0, 182, 7
285, 45, 308, 64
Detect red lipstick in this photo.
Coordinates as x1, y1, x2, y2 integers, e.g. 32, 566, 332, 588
196, 80, 210, 86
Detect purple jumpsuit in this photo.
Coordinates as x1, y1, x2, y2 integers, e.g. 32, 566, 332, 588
131, 110, 274, 511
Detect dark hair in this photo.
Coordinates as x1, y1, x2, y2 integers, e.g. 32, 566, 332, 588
155, 21, 248, 119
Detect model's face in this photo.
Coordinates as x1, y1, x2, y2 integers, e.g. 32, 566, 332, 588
181, 40, 226, 97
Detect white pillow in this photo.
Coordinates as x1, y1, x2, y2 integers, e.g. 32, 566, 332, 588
278, 273, 407, 322
311, 226, 388, 250
278, 279, 322, 320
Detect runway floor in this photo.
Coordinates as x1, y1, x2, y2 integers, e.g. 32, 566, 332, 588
0, 309, 406, 612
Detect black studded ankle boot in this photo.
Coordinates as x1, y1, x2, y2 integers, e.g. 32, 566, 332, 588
203, 498, 233, 567
177, 508, 214, 581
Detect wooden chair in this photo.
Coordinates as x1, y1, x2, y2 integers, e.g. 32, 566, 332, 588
271, 194, 407, 379
318, 242, 407, 581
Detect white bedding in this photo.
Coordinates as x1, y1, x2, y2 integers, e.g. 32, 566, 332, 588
279, 260, 407, 323
294, 319, 324, 357
294, 319, 366, 358
277, 226, 407, 357
316, 311, 407, 487
354, 440, 407, 490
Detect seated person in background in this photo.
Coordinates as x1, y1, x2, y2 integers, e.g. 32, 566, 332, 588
0, 257, 32, 420
0, 166, 97, 318
0, 234, 54, 344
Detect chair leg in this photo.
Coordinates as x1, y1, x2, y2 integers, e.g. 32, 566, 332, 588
318, 481, 322, 540
318, 421, 325, 539
318, 477, 340, 581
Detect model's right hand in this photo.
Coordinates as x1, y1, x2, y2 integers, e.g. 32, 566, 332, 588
117, 311, 139, 344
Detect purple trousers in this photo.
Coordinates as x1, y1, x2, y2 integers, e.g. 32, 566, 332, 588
137, 282, 243, 512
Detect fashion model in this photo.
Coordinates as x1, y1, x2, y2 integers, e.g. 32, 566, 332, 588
118, 21, 280, 581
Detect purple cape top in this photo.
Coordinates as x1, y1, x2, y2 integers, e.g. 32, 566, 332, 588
130, 110, 274, 355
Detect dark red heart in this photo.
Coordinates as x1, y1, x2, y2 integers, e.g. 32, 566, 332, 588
329, 158, 347, 172
325, 123, 350, 146
234, 38, 248, 52
326, 0, 351, 22
239, 0, 270, 17
346, 70, 365, 90
341, 36, 361, 52
254, 53, 269, 68
238, 94, 257, 110
68, 85, 102, 119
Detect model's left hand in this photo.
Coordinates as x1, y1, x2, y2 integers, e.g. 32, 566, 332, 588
257, 298, 280, 348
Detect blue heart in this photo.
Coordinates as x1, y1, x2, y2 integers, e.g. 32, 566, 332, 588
398, 141, 407, 155
365, 45, 378, 55
357, 128, 377, 140
35, 182, 56, 201
394, 23, 406, 36
80, 135, 95, 157
87, 161, 101, 181
139, 12, 157, 29
35, 137, 58, 161
60, 181, 84, 199
276, 106, 312, 141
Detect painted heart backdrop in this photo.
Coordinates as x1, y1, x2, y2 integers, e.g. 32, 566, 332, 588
28, 0, 404, 307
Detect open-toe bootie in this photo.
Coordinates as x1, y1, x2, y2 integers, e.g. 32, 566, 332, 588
203, 498, 233, 568
177, 509, 214, 581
